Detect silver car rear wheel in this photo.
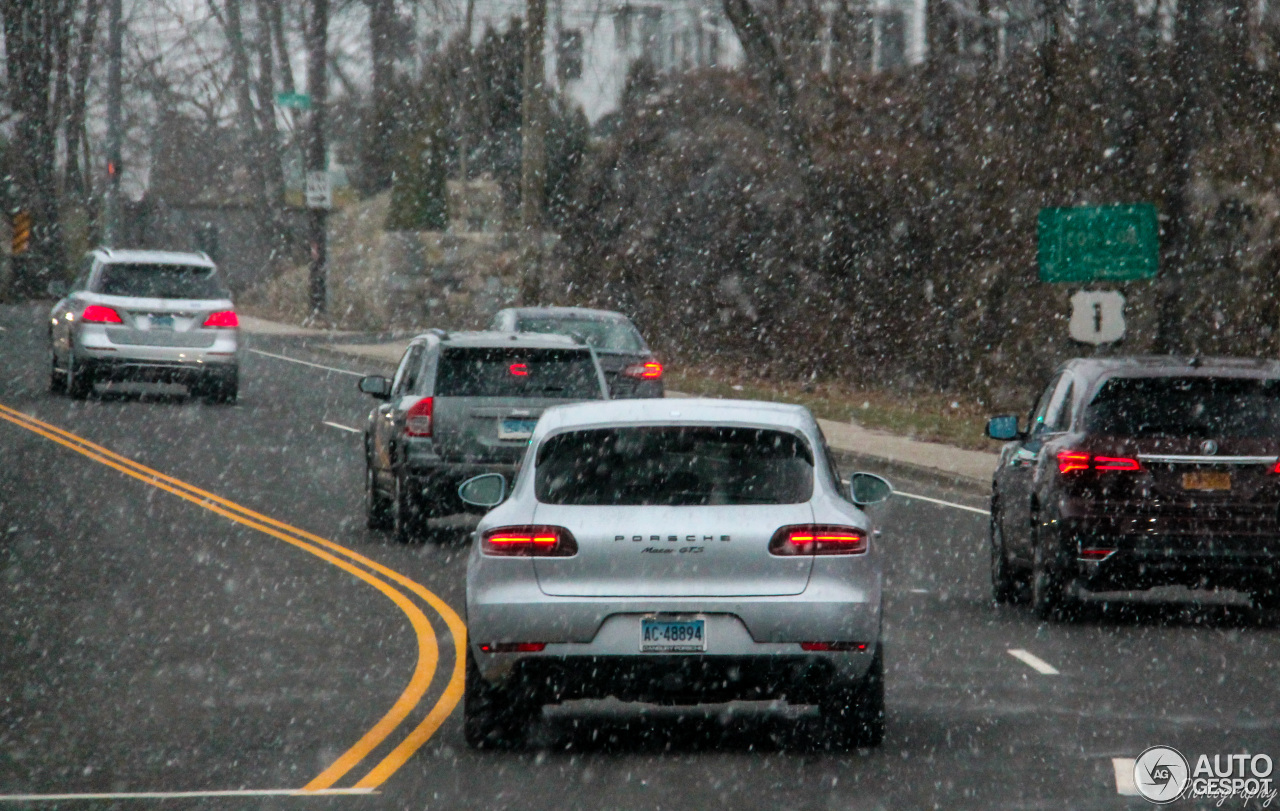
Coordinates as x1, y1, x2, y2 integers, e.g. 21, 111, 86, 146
66, 353, 93, 400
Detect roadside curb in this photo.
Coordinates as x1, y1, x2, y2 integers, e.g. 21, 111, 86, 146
829, 448, 990, 498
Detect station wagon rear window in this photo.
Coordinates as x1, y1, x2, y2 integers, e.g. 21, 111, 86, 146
1085, 377, 1280, 438
95, 264, 228, 299
535, 426, 814, 506
515, 317, 645, 352
435, 347, 601, 398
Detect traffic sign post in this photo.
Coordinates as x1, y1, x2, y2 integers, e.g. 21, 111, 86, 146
305, 171, 332, 210
1038, 204, 1158, 283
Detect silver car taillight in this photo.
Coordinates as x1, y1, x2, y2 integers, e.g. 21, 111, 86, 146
480, 525, 578, 557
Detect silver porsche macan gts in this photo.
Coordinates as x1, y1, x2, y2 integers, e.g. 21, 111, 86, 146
459, 398, 891, 749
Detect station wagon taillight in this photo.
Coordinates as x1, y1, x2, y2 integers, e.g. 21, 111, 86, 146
481, 525, 578, 557
202, 310, 239, 328
404, 396, 434, 437
81, 305, 123, 324
769, 524, 868, 556
1057, 450, 1141, 474
622, 360, 663, 379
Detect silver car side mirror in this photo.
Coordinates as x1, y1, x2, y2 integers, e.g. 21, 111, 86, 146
458, 473, 507, 508
358, 375, 392, 400
849, 472, 893, 507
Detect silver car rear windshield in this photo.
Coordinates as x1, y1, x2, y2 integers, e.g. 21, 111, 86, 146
535, 426, 814, 506
516, 317, 645, 353
95, 264, 228, 299
1085, 377, 1280, 438
436, 347, 601, 398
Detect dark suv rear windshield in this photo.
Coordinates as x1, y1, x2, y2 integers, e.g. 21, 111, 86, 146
1085, 377, 1280, 438
535, 426, 814, 505
95, 264, 227, 299
435, 347, 601, 398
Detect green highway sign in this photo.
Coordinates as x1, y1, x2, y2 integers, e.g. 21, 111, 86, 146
1037, 203, 1158, 283
275, 91, 311, 109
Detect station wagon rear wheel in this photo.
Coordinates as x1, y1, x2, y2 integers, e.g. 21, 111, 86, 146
818, 644, 885, 748
463, 648, 536, 749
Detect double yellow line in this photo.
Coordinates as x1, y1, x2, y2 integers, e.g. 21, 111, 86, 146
0, 402, 466, 791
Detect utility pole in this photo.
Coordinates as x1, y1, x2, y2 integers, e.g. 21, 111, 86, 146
104, 0, 123, 246
307, 0, 330, 316
519, 0, 548, 304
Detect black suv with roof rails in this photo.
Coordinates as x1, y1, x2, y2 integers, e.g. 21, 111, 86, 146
986, 356, 1280, 620
358, 330, 608, 542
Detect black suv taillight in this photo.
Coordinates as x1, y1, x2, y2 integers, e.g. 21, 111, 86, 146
1057, 450, 1141, 474
480, 525, 578, 557
769, 524, 868, 556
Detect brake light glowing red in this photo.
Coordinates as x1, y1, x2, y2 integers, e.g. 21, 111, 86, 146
1057, 451, 1141, 474
769, 524, 868, 556
1272, 460, 1280, 474
800, 642, 868, 652
81, 305, 123, 324
202, 310, 239, 328
622, 360, 663, 379
404, 396, 434, 437
481, 525, 578, 557
1078, 548, 1116, 561
509, 362, 529, 376
480, 642, 547, 653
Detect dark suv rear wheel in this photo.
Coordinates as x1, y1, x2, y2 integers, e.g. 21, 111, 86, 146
1031, 513, 1076, 620
365, 467, 392, 530
392, 472, 425, 543
990, 507, 1026, 605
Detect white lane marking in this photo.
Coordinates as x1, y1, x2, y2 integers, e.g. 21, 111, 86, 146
1007, 648, 1060, 675
894, 490, 990, 515
323, 420, 361, 434
248, 348, 365, 377
0, 789, 375, 801
1113, 758, 1140, 795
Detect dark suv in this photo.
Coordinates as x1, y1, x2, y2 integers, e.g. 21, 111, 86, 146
986, 356, 1280, 619
359, 330, 608, 541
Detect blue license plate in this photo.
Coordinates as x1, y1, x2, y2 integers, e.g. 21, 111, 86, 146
499, 418, 537, 440
641, 618, 706, 652
150, 315, 174, 330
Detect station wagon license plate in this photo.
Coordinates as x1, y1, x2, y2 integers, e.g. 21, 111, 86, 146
640, 617, 706, 653
498, 418, 537, 440
149, 314, 174, 330
1183, 471, 1231, 491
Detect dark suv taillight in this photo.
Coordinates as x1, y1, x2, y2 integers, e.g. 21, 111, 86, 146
404, 396, 433, 437
480, 525, 578, 557
1057, 450, 1141, 474
769, 524, 868, 556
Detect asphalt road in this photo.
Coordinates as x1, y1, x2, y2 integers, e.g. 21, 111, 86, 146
0, 302, 1276, 810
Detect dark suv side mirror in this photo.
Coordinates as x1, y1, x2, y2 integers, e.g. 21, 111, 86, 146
986, 415, 1023, 441
358, 375, 392, 400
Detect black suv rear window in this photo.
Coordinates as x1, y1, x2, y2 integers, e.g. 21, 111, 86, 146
435, 347, 601, 398
95, 264, 227, 299
1085, 377, 1280, 438
535, 427, 814, 505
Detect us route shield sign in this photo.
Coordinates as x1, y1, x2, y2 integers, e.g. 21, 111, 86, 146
1038, 204, 1158, 283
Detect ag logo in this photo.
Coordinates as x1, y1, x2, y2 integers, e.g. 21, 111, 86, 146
1134, 745, 1190, 803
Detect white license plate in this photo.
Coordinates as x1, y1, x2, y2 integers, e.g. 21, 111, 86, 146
640, 617, 706, 653
498, 418, 537, 439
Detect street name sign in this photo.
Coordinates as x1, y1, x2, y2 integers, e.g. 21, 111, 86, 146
1038, 204, 1158, 283
276, 91, 311, 109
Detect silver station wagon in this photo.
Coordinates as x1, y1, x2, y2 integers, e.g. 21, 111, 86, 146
459, 398, 891, 749
48, 248, 240, 402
